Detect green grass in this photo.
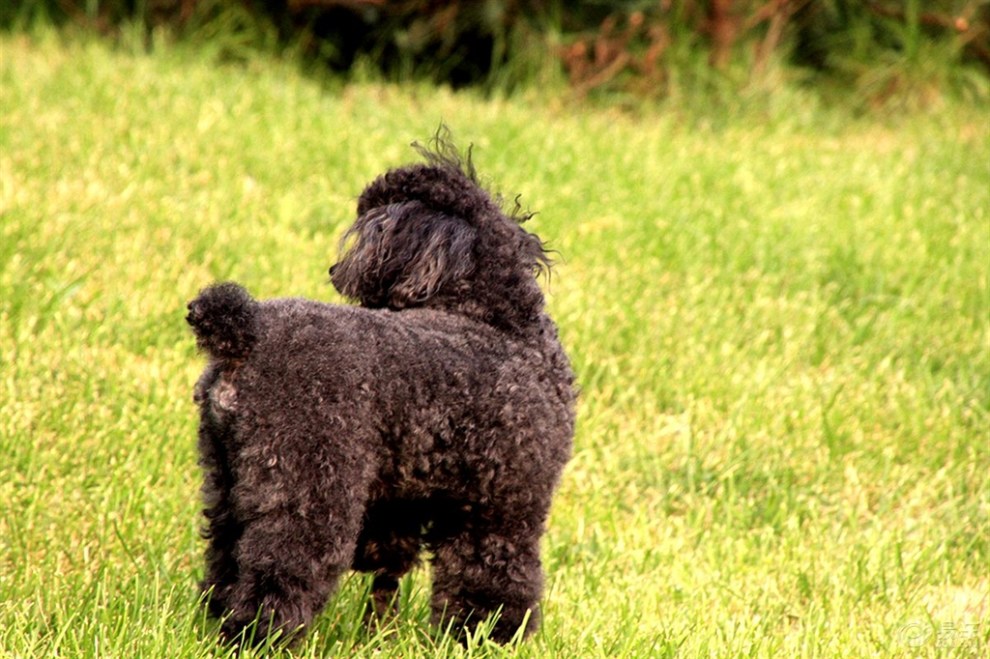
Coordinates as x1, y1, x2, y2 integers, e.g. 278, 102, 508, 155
1, 31, 988, 658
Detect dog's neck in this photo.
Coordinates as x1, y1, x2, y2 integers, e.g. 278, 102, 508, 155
434, 274, 548, 338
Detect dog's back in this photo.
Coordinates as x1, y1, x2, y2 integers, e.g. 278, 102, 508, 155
189, 289, 573, 492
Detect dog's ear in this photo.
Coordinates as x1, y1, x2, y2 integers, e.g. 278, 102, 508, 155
331, 201, 477, 309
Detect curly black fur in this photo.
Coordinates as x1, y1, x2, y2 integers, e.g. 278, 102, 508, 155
187, 133, 576, 647
186, 282, 257, 360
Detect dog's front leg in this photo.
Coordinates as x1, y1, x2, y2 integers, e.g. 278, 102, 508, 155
429, 521, 545, 644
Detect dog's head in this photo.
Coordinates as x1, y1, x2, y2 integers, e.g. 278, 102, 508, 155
331, 130, 551, 332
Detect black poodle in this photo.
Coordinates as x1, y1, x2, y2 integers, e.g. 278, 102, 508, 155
186, 134, 576, 647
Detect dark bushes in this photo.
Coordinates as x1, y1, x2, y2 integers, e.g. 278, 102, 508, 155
5, 1, 987, 102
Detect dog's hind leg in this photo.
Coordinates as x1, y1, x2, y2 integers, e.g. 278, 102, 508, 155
352, 500, 424, 622
220, 506, 365, 647
198, 449, 242, 618
219, 461, 372, 647
429, 515, 545, 644
195, 373, 242, 618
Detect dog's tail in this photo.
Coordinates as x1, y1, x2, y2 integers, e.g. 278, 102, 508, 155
186, 282, 258, 360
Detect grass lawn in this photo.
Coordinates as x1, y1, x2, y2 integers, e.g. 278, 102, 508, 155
1, 32, 987, 658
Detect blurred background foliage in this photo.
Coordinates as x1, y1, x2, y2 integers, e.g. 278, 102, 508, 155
3, 1, 988, 109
